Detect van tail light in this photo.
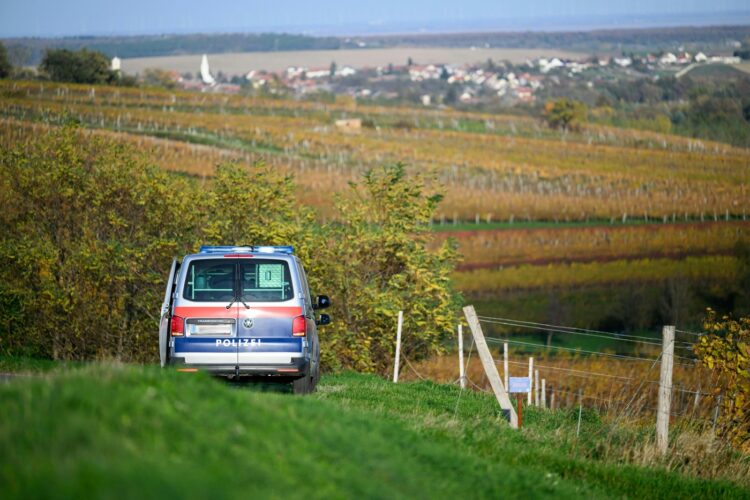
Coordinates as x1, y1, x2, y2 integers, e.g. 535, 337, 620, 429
171, 316, 185, 336
292, 316, 306, 337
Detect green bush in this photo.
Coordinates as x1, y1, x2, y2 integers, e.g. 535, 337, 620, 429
544, 98, 588, 132
0, 126, 459, 372
39, 48, 116, 84
319, 164, 461, 372
0, 42, 11, 79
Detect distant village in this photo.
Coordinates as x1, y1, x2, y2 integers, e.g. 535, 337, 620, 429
118, 48, 745, 106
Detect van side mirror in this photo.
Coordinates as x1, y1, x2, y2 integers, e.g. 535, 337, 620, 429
316, 314, 331, 326
313, 295, 331, 310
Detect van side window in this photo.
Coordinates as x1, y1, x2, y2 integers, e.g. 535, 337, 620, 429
298, 262, 313, 311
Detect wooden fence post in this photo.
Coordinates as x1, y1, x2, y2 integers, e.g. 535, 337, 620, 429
463, 306, 518, 428
393, 310, 403, 383
535, 369, 540, 406
656, 325, 675, 454
541, 379, 547, 409
528, 357, 534, 405
503, 342, 509, 391
550, 386, 556, 410
712, 394, 723, 434
458, 324, 466, 389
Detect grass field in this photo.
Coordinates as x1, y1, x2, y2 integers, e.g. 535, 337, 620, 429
1, 364, 748, 498
120, 47, 587, 75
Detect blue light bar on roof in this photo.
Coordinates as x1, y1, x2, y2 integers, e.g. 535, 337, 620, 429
199, 245, 294, 254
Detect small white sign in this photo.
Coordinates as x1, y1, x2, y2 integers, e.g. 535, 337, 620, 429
509, 377, 531, 394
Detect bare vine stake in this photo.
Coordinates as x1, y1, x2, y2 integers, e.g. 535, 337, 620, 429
458, 324, 466, 389
535, 370, 540, 407
656, 325, 675, 455
503, 342, 509, 391
528, 357, 534, 405
712, 395, 723, 434
393, 311, 403, 383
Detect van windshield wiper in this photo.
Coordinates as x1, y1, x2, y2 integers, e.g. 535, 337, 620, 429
226, 295, 250, 309
237, 294, 250, 309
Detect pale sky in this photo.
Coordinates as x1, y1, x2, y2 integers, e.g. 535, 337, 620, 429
1, 0, 748, 38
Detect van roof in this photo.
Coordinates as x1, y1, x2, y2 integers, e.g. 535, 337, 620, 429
196, 245, 295, 256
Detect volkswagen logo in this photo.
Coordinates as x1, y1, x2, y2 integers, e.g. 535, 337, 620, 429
243, 318, 254, 329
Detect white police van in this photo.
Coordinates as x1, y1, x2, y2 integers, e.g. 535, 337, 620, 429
158, 246, 330, 394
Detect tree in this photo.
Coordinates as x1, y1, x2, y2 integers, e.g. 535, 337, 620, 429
39, 49, 115, 84
318, 164, 460, 372
329, 61, 337, 78
0, 42, 12, 79
142, 68, 178, 89
444, 85, 458, 104
544, 98, 588, 131
694, 310, 750, 452
0, 125, 197, 360
0, 128, 460, 373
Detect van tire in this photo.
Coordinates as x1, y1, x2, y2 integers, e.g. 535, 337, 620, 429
292, 374, 312, 395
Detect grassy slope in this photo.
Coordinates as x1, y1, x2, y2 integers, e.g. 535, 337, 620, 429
1, 365, 746, 499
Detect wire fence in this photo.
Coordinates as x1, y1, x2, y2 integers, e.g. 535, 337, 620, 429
444, 313, 718, 422
395, 311, 716, 424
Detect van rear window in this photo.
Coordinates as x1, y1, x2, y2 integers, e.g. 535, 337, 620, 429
183, 259, 294, 302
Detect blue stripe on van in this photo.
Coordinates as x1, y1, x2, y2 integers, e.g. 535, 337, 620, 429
174, 337, 302, 353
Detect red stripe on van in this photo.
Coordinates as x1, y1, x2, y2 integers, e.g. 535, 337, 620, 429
174, 306, 303, 318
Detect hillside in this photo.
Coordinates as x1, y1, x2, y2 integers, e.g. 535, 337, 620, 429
1, 364, 747, 498
1, 79, 747, 333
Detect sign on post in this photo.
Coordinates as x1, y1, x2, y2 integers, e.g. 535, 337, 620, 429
509, 377, 531, 394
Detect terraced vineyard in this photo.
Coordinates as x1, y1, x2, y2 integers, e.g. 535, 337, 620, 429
2, 80, 749, 221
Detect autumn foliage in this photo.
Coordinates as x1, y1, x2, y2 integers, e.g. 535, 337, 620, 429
694, 310, 750, 452
0, 125, 460, 373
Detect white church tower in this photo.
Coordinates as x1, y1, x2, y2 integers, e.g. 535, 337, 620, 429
200, 54, 216, 85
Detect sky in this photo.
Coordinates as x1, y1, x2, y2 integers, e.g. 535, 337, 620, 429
1, 0, 749, 38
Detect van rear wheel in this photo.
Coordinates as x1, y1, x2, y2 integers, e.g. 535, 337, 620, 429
292, 374, 312, 395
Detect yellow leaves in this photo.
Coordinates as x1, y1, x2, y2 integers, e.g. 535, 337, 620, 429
694, 312, 750, 452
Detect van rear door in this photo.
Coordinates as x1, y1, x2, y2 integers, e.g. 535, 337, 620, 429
159, 258, 178, 367
236, 259, 303, 368
173, 258, 238, 369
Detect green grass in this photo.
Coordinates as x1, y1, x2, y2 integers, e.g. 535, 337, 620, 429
0, 355, 74, 373
0, 365, 746, 499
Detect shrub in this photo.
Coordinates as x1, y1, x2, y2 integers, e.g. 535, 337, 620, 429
0, 42, 11, 79
0, 127, 459, 373
694, 309, 750, 452
544, 98, 588, 131
0, 124, 197, 360
39, 49, 116, 84
318, 164, 461, 372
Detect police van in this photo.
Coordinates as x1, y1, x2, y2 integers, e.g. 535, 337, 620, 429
158, 246, 330, 394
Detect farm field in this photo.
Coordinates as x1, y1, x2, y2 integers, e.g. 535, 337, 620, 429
436, 221, 749, 270
2, 80, 748, 222
1, 363, 747, 497
119, 47, 587, 75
